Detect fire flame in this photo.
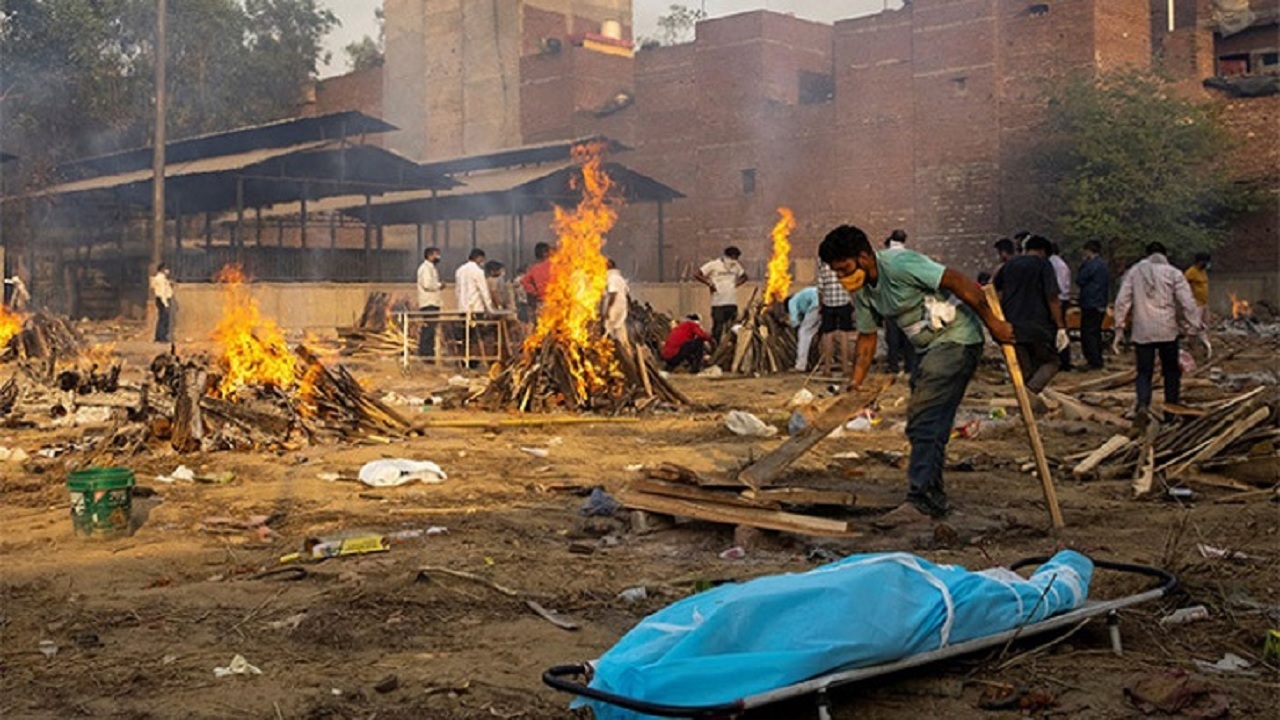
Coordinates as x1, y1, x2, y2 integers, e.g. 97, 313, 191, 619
764, 207, 796, 305
523, 142, 621, 400
1229, 292, 1252, 320
211, 265, 297, 398
0, 305, 22, 350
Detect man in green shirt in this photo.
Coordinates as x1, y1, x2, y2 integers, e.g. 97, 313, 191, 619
818, 225, 1014, 527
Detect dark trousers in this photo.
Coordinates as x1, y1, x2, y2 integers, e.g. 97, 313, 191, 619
665, 339, 708, 373
417, 305, 439, 357
884, 320, 918, 374
906, 342, 982, 516
154, 300, 171, 342
1135, 340, 1181, 412
1080, 307, 1105, 369
1015, 341, 1060, 394
711, 305, 737, 343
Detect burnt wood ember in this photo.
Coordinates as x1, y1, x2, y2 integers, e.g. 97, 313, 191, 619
1, 312, 86, 362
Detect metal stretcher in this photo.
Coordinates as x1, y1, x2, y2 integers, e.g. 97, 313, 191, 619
543, 557, 1177, 719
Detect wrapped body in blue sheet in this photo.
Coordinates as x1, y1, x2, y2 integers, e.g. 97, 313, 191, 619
581, 550, 1092, 719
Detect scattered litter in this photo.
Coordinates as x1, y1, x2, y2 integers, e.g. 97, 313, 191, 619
447, 375, 471, 388
787, 388, 815, 408
1197, 544, 1260, 562
950, 419, 981, 440
213, 654, 262, 678
1167, 487, 1195, 501
1264, 629, 1280, 663
162, 654, 178, 665
381, 391, 425, 406
305, 534, 390, 562
844, 409, 878, 432
1160, 605, 1210, 626
156, 465, 196, 484
618, 587, 648, 603
1193, 653, 1255, 676
388, 526, 448, 542
1124, 670, 1228, 718
725, 411, 778, 438
520, 447, 550, 458
719, 546, 746, 560
266, 613, 308, 631
698, 366, 724, 378
624, 463, 644, 472
787, 410, 811, 436
38, 640, 58, 659
831, 451, 861, 461
580, 488, 620, 517
357, 459, 447, 487
374, 675, 400, 694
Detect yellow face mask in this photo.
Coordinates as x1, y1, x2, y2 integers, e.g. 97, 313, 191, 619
839, 268, 867, 294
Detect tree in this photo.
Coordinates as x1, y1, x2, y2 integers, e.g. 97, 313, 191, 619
1039, 69, 1255, 264
345, 35, 383, 72
655, 3, 705, 46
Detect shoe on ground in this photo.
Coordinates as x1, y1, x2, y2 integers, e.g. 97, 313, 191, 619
873, 502, 932, 530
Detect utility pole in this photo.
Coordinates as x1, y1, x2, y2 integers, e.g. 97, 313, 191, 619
151, 0, 167, 272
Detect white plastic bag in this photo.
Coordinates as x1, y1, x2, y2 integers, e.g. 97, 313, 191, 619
357, 459, 447, 487
725, 411, 778, 438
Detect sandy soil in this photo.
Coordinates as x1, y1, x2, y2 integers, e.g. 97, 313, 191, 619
1, 327, 1276, 719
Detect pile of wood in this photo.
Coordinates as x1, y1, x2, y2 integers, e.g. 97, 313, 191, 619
710, 298, 798, 374
337, 292, 410, 357
1, 312, 85, 362
626, 300, 673, 356
619, 462, 857, 538
1068, 386, 1278, 495
156, 345, 410, 452
479, 335, 687, 413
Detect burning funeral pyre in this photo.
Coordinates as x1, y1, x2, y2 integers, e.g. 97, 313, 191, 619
711, 208, 800, 374
153, 266, 409, 451
480, 144, 687, 412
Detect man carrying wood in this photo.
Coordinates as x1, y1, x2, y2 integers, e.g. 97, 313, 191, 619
818, 225, 1014, 527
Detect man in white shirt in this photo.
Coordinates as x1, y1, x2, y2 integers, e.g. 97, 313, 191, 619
603, 258, 631, 345
455, 248, 495, 315
1114, 241, 1200, 425
416, 247, 442, 357
694, 246, 748, 342
1049, 242, 1073, 371
150, 263, 174, 343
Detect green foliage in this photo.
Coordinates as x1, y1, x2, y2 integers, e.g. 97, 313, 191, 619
655, 3, 706, 46
345, 35, 383, 72
0, 0, 338, 170
1040, 69, 1256, 264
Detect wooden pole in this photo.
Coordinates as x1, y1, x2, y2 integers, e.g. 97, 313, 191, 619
983, 284, 1065, 529
150, 0, 167, 273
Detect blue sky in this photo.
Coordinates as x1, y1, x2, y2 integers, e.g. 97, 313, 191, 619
320, 1, 895, 77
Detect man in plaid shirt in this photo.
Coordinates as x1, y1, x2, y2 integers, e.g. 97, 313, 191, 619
816, 261, 854, 377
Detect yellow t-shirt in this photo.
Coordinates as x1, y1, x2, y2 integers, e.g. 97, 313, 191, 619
1184, 266, 1209, 307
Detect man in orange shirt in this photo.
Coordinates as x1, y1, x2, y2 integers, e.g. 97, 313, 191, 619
520, 243, 553, 314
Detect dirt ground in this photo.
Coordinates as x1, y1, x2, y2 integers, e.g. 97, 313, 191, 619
1, 325, 1276, 720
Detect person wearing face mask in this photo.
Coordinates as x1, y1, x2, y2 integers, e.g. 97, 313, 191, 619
818, 225, 1014, 528
417, 247, 443, 358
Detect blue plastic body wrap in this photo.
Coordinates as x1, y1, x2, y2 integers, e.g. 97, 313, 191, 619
579, 550, 1093, 719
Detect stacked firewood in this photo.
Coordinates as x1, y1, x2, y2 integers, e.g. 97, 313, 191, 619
1, 312, 85, 362
626, 300, 674, 356
337, 292, 410, 357
710, 299, 798, 374
1067, 387, 1278, 493
156, 345, 410, 452
479, 335, 687, 413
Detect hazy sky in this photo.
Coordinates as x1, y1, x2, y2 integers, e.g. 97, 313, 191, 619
320, 1, 897, 76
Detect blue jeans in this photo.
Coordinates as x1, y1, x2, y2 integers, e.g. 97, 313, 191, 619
905, 342, 983, 516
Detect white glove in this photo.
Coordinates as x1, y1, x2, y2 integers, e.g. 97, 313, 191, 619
1111, 333, 1123, 355
1055, 329, 1070, 353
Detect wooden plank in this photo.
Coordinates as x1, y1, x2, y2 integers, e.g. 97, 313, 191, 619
1057, 370, 1137, 395
737, 376, 894, 489
1163, 406, 1271, 480
1132, 420, 1158, 497
1042, 388, 1128, 428
985, 285, 1064, 530
741, 487, 857, 507
629, 478, 780, 509
1072, 434, 1132, 478
618, 490, 857, 538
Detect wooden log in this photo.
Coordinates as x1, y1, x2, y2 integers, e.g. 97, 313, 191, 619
1057, 370, 1137, 395
1072, 434, 1132, 478
1162, 406, 1272, 480
1131, 420, 1158, 497
1042, 388, 1128, 428
629, 478, 781, 509
172, 367, 207, 453
984, 284, 1064, 530
737, 376, 893, 489
617, 490, 857, 538
741, 487, 857, 507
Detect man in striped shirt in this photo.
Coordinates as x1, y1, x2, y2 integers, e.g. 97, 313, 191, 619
1113, 242, 1201, 424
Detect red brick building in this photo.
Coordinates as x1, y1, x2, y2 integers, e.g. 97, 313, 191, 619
309, 0, 1277, 303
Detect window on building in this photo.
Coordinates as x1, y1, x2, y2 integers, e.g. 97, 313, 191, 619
1258, 52, 1279, 73
741, 169, 756, 195
798, 71, 835, 105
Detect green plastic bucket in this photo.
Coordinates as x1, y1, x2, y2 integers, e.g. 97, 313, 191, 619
67, 467, 135, 539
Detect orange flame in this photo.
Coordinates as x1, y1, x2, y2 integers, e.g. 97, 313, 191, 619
1229, 292, 1252, 320
523, 142, 621, 401
764, 207, 795, 304
0, 305, 22, 350
211, 265, 296, 398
